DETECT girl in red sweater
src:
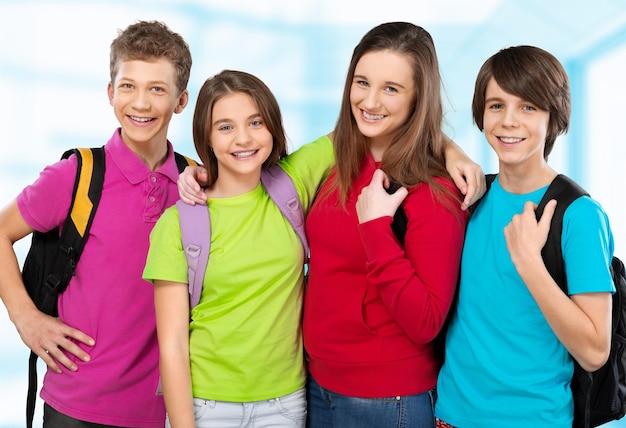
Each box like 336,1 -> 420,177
302,22 -> 469,427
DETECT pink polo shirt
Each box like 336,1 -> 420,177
17,129 -> 186,427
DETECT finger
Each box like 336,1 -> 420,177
370,169 -> 387,186
451,169 -> 469,196
538,199 -> 557,230
38,348 -> 63,374
45,346 -> 79,372
391,186 -> 409,204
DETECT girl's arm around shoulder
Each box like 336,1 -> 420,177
278,134 -> 335,212
153,279 -> 195,427
358,175 -> 468,344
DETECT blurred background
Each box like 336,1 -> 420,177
1,0 -> 625,425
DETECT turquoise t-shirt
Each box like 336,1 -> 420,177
143,135 -> 334,402
436,175 -> 614,428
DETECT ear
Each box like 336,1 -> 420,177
107,82 -> 114,106
174,89 -> 189,114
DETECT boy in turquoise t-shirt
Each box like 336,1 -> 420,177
436,46 -> 615,428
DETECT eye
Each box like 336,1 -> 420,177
120,83 -> 133,90
218,124 -> 233,132
488,103 -> 503,110
354,79 -> 369,88
250,119 -> 263,127
522,104 -> 537,112
384,86 -> 398,94
151,86 -> 165,93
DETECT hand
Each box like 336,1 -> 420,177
177,165 -> 208,205
504,199 -> 557,270
356,169 -> 408,224
443,139 -> 486,210
15,307 -> 95,373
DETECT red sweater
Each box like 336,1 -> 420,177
303,155 -> 468,397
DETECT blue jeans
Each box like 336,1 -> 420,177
307,376 -> 436,428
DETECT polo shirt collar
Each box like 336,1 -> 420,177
107,128 -> 181,184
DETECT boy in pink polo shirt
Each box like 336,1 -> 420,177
0,21 -> 193,427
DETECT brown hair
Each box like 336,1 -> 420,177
332,22 -> 453,205
472,45 -> 570,159
109,20 -> 192,94
192,70 -> 288,187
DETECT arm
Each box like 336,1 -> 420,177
0,201 -> 94,373
505,200 -> 611,371
154,280 -> 195,427
356,170 -> 467,343
443,137 -> 486,210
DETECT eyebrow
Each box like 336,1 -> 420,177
212,113 -> 262,127
353,74 -> 407,89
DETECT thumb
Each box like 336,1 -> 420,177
537,199 -> 557,231
370,168 -> 387,186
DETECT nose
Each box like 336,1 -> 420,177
234,126 -> 252,146
132,91 -> 150,110
363,88 -> 381,110
502,109 -> 519,127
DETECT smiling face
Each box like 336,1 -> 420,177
107,58 -> 187,153
209,92 -> 273,188
349,50 -> 416,153
483,77 -> 550,174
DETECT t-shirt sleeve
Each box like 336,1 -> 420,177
278,135 -> 335,213
143,205 -> 189,285
16,155 -> 77,232
562,195 -> 615,295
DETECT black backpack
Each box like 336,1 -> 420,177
484,173 -> 626,428
21,147 -> 196,428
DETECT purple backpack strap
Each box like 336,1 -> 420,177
175,199 -> 211,310
261,165 -> 309,261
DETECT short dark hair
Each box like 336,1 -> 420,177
192,70 -> 288,187
472,45 -> 570,159
109,20 -> 192,94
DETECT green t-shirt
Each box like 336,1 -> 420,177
143,135 -> 333,401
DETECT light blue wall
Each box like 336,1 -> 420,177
1,0 -> 625,426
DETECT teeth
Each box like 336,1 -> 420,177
363,111 -> 384,120
130,116 -> 152,123
500,137 -> 523,143
232,150 -> 256,158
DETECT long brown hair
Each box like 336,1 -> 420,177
192,70 -> 288,187
332,22 -> 454,205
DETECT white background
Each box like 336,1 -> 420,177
1,0 -> 626,426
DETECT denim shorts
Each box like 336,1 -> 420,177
166,387 -> 306,428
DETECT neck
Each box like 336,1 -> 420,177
206,171 -> 262,198
498,163 -> 557,194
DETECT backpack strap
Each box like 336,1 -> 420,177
535,174 -> 588,292
176,200 -> 211,309
261,165 -> 309,262
41,148 -> 106,302
174,151 -> 198,172
26,147 -> 105,428
177,164 -> 308,311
